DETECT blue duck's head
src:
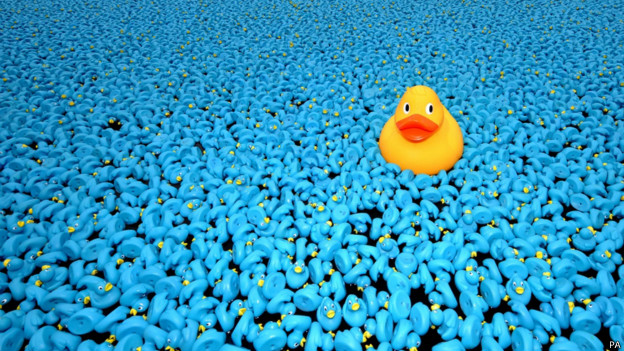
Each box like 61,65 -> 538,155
505,274 -> 531,304
356,275 -> 371,292
377,291 -> 391,310
286,261 -> 309,289
342,294 -> 367,328
316,297 -> 342,331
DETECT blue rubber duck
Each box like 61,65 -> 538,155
307,243 -> 319,259
316,297 -> 342,331
0,292 -> 12,311
505,274 -> 531,305
215,299 -> 247,332
251,270 -> 267,290
37,265 -> 68,291
377,291 -> 391,310
3,257 -> 33,281
589,245 -> 616,272
540,273 -> 556,292
454,268 -> 479,294
286,261 -> 309,289
287,329 -> 307,350
253,321 -> 287,351
343,294 -> 367,328
377,236 -> 400,258
188,296 -> 219,327
356,276 -> 372,292
77,276 -> 120,309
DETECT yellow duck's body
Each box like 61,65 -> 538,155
379,85 -> 464,175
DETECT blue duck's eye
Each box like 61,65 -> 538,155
403,103 -> 410,114
288,311 -> 293,315
348,300 -> 352,305
520,282 -> 524,286
513,282 -> 517,287
426,103 -> 434,114
331,304 -> 335,309
138,306 -> 143,310
98,286 -> 103,290
324,306 -> 328,311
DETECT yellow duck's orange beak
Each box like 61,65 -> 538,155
395,114 -> 440,142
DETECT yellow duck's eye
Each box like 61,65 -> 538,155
426,103 -> 434,114
403,103 -> 410,114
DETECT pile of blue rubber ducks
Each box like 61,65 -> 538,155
1,0 -> 624,351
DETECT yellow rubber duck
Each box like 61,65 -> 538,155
379,85 -> 463,175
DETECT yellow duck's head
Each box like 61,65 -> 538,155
378,85 -> 464,175
393,85 -> 445,143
